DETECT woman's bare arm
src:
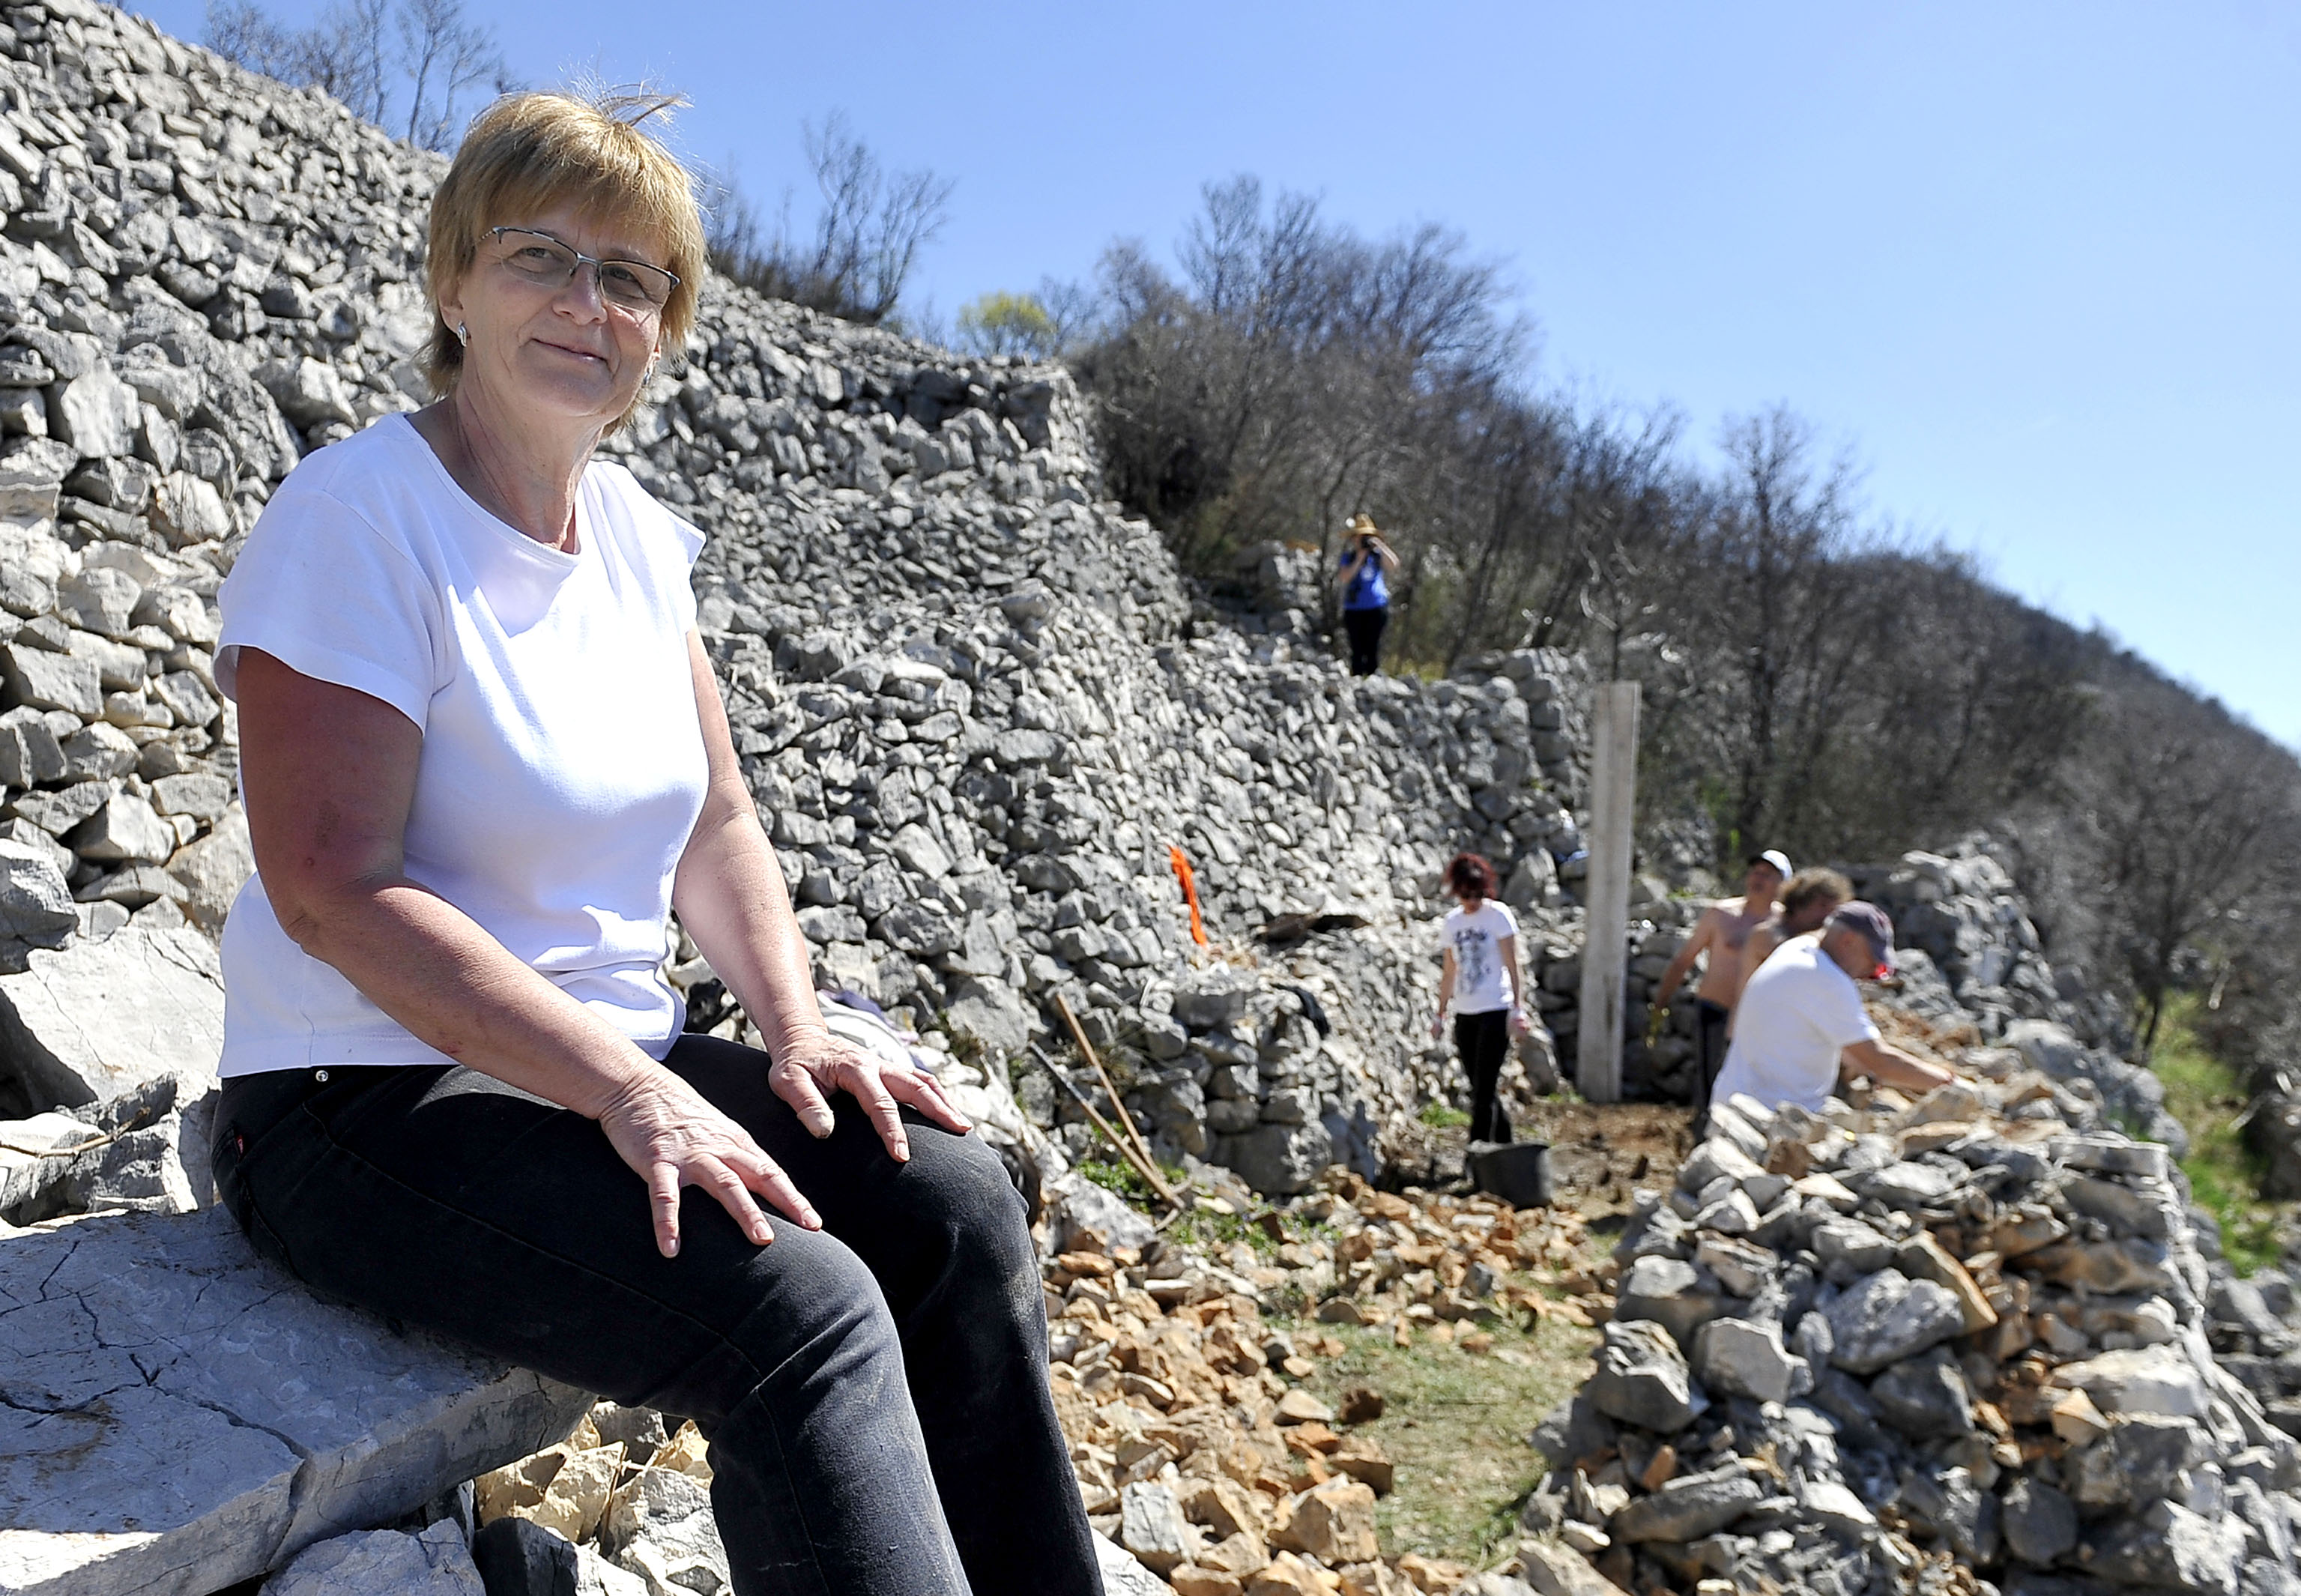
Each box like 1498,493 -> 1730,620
670,633 -> 967,1157
235,646 -> 820,1257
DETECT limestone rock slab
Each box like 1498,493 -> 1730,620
164,805 -> 253,933
1608,1467 -> 1762,1544
1095,1533 -> 1173,1596
257,1522 -> 483,1596
0,843 -> 75,949
1695,1317 -> 1803,1405
601,1466 -> 729,1596
2055,1344 -> 2212,1420
1588,1320 -> 1702,1433
0,1206 -> 589,1595
0,925 -> 223,1108
1517,1538 -> 1627,1596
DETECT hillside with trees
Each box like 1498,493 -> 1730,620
1021,178 -> 2301,1101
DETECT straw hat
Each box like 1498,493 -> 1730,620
1348,513 -> 1379,535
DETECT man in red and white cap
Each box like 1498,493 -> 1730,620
1711,901 -> 1952,1114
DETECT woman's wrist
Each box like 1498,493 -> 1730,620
760,1012 -> 834,1066
587,1052 -> 673,1122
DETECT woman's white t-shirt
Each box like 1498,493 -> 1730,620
213,413 -> 709,1075
1443,899 -> 1520,1015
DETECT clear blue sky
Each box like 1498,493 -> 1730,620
134,1 -> 2301,743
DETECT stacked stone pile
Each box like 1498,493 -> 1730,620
1520,1063 -> 2301,1596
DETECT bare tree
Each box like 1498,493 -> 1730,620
396,0 -> 508,150
302,0 -> 390,125
205,0 -> 503,150
205,1 -> 302,79
704,114 -> 954,327
2083,683 -> 2301,1048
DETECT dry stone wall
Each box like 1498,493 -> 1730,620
1529,1048 -> 2301,1596
0,0 -> 1601,1200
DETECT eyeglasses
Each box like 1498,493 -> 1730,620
487,226 -> 679,313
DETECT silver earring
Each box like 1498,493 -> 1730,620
456,323 -> 468,345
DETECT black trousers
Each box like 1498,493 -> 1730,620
1455,1009 -> 1513,1143
1343,606 -> 1387,674
1695,998 -> 1731,1113
212,1035 -> 1100,1596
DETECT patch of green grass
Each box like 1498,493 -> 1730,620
2151,995 -> 2290,1275
1274,1308 -> 1598,1565
1419,1101 -> 1472,1129
1074,1152 -> 1185,1210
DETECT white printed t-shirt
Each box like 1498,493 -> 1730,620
1711,934 -> 1879,1113
213,413 -> 708,1076
1443,900 -> 1520,1015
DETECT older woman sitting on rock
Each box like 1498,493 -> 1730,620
207,91 -> 1098,1596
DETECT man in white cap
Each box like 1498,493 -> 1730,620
1711,901 -> 1953,1114
1653,850 -> 1792,1113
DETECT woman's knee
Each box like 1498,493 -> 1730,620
907,1129 -> 1038,1281
719,1229 -> 903,1402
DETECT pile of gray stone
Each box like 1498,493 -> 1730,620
1526,1062 -> 2301,1596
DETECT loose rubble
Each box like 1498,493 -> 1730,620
457,1162 -> 1609,1596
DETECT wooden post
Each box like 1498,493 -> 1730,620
1577,682 -> 1639,1103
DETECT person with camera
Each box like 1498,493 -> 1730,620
1335,512 -> 1398,675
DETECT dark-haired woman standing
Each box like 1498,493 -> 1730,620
1430,852 -> 1527,1143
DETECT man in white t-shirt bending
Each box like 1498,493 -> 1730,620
1711,902 -> 1952,1114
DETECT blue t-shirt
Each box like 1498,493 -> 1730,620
1340,545 -> 1388,610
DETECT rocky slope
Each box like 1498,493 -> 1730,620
0,0 -> 1606,1199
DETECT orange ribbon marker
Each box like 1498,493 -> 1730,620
1168,844 -> 1209,946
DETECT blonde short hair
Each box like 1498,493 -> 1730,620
422,90 -> 707,421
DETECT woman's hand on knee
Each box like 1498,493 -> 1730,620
769,1037 -> 972,1162
597,1067 -> 821,1257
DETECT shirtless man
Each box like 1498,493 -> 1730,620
1653,850 -> 1791,1113
1734,867 -> 1853,1000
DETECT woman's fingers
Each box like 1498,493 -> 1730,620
840,1060 -> 910,1161
883,1065 -> 973,1134
771,1061 -> 838,1139
695,1155 -> 775,1246
648,1161 -> 684,1258
737,1149 -> 822,1230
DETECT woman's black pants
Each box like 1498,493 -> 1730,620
1343,606 -> 1387,674
1454,1009 -> 1513,1143
211,1034 -> 1101,1596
